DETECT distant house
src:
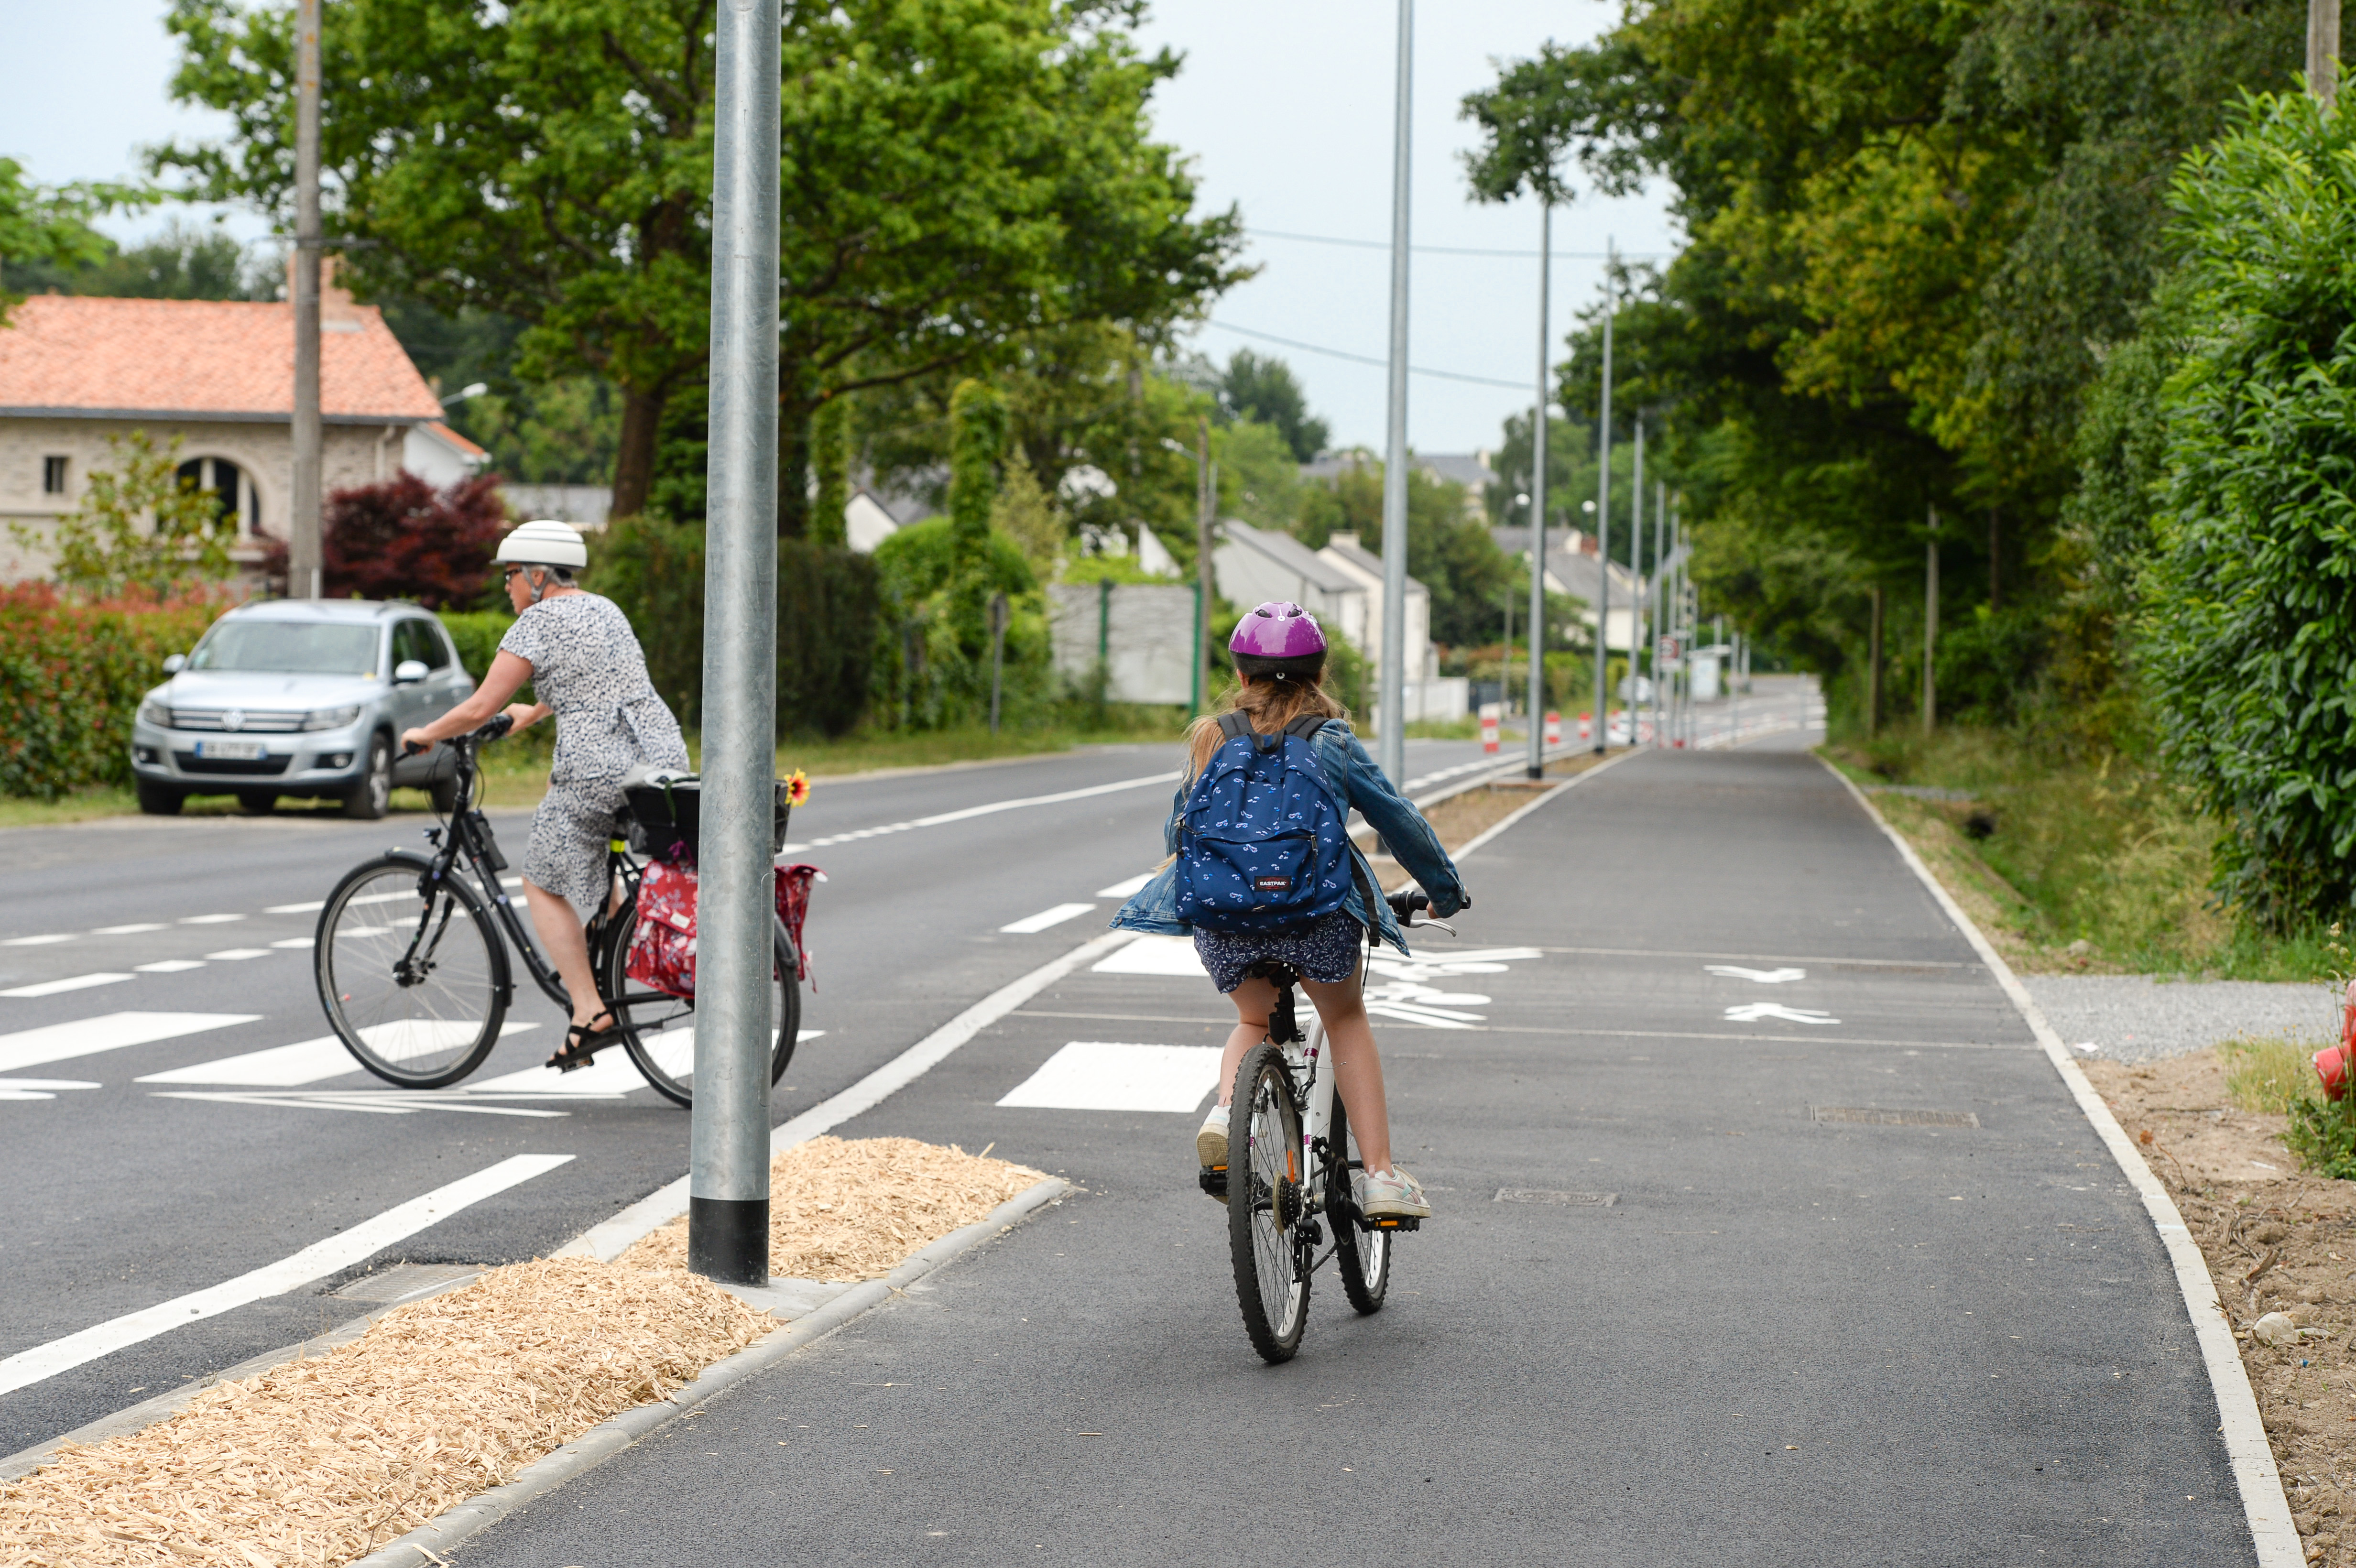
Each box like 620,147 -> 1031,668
842,468 -> 943,554
1317,530 -> 1434,679
0,271 -> 448,582
1214,518 -> 1465,720
1493,523 -> 1642,652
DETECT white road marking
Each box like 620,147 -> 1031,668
1,973 -> 135,998
1095,872 -> 1155,899
269,937 -> 315,950
997,1041 -> 1222,1112
0,1012 -> 260,1073
141,1020 -> 537,1086
1364,1001 -> 1485,1030
999,903 -> 1096,935
265,901 -> 325,915
1,934 -> 74,947
1706,965 -> 1807,984
0,1154 -> 573,1397
152,1090 -> 574,1119
133,959 -> 206,974
203,948 -> 273,961
179,914 -> 246,925
0,1077 -> 101,1101
1091,935 -> 1206,977
90,924 -> 166,936
1723,1002 -> 1840,1025
797,772 -> 1182,851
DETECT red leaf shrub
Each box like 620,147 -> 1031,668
258,472 -> 509,609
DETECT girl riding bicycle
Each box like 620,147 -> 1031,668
1113,602 -> 1467,1221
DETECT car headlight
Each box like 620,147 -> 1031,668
139,700 -> 172,727
302,704 -> 364,731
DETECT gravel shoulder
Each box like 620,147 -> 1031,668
2030,974 -> 2336,1064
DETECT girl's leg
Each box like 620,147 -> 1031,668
1216,975 -> 1277,1105
522,879 -> 608,1031
1300,964 -> 1396,1175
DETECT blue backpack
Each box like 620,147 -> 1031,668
1175,714 -> 1360,935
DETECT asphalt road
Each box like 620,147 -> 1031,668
0,734 -> 1516,1459
451,726 -> 2252,1568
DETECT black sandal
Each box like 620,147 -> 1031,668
546,1013 -> 617,1072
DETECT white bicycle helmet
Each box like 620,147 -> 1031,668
494,518 -> 589,569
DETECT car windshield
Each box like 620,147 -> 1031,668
188,621 -> 379,675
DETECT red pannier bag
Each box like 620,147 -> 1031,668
626,861 -> 824,1001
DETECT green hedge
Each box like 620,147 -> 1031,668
589,515 -> 880,738
0,595 -> 221,799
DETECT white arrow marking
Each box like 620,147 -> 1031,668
1705,965 -> 1807,984
1724,1002 -> 1840,1025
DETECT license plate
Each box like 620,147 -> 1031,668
195,739 -> 266,761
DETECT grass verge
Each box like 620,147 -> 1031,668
0,1136 -> 1045,1568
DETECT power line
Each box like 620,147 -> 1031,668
1204,318 -> 1530,390
1247,226 -> 1671,261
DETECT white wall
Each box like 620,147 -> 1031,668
1047,582 -> 1198,704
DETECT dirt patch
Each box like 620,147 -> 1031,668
2089,1052 -> 2356,1560
0,1137 -> 1046,1568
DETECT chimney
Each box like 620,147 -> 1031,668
284,252 -> 362,323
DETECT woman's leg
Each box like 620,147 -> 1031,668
522,879 -> 608,1031
1216,975 -> 1277,1105
1300,964 -> 1396,1175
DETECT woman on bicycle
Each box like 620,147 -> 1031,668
1114,602 -> 1466,1220
397,519 -> 689,1063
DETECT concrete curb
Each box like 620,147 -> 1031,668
1822,758 -> 2302,1568
346,1176 -> 1071,1568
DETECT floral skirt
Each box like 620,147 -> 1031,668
1193,911 -> 1365,994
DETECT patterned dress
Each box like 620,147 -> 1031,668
498,593 -> 689,917
1194,911 -> 1365,993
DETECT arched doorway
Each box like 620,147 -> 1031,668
175,456 -> 260,534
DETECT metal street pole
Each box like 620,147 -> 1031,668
689,0 -> 781,1288
1524,198 -> 1550,778
1627,413 -> 1644,743
1589,238 -> 1615,752
1923,505 -> 1940,737
1195,414 -> 1212,715
1651,481 -> 1666,747
2313,0 -> 2342,105
1377,0 -> 1415,784
289,0 -> 323,600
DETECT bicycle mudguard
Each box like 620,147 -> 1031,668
775,863 -> 822,988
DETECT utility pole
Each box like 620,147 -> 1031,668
289,0 -> 323,600
1525,197 -> 1551,777
689,0 -> 781,1288
1377,0 -> 1415,784
2313,0 -> 2342,105
1590,239 -> 1615,753
1868,583 -> 1884,737
1650,483 -> 1666,749
1195,414 -> 1213,715
1923,506 -> 1940,737
1627,413 -> 1644,742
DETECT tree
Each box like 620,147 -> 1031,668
1216,349 -> 1328,461
160,0 -> 1244,523
1297,454 -> 1513,648
11,432 -> 240,602
0,158 -> 140,327
3,218 -> 267,301
256,472 -> 510,609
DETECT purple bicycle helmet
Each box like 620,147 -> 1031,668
1229,601 -> 1328,681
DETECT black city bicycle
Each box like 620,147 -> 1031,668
1216,889 -> 1443,1363
312,715 -> 800,1106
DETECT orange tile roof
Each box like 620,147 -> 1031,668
417,419 -> 488,458
0,294 -> 442,422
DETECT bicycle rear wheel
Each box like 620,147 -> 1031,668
602,904 -> 800,1109
315,853 -> 506,1089
1227,1041 -> 1310,1363
1330,1094 -> 1390,1315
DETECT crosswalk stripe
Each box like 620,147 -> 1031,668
0,1013 -> 262,1075
999,902 -> 1096,935
139,1020 -> 538,1087
997,1041 -> 1221,1112
0,973 -> 136,999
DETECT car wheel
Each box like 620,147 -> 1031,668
237,790 -> 278,815
136,780 -> 184,817
342,735 -> 393,820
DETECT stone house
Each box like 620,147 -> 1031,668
0,277 -> 455,583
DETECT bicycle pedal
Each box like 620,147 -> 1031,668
1199,1164 -> 1229,1203
1367,1216 -> 1420,1232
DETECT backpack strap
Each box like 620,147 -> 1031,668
1281,714 -> 1329,740
1216,713 -> 1254,743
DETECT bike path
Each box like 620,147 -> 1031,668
456,743 -> 2248,1567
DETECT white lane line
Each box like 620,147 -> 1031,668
203,948 -> 273,962
1,934 -> 74,947
140,1021 -> 539,1087
178,914 -> 246,925
998,902 -> 1096,936
1095,872 -> 1154,899
997,1041 -> 1221,1113
90,924 -> 166,936
0,1012 -> 260,1074
796,772 -> 1181,851
0,1078 -> 103,1101
556,930 -> 1138,1263
1091,935 -> 1205,977
0,1154 -> 574,1398
265,901 -> 325,915
269,937 -> 315,950
134,959 -> 206,974
1,973 -> 136,999
151,1091 -> 573,1119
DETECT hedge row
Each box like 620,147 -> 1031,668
0,594 -> 221,800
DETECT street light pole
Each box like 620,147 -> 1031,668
1377,0 -> 1414,784
1524,198 -> 1550,779
688,0 -> 781,1288
289,0 -> 323,600
1196,414 -> 1213,715
1589,239 -> 1615,753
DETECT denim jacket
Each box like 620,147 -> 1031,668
1110,719 -> 1466,956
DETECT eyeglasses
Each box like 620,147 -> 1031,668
501,566 -> 525,583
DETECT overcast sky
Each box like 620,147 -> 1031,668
2,0 -> 1678,457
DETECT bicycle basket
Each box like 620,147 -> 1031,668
620,770 -> 790,865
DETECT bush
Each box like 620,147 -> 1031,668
2140,89 -> 2356,926
590,514 -> 880,738
868,516 -> 1047,731
0,587 -> 220,799
259,472 -> 509,609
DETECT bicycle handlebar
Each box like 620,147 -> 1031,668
404,712 -> 514,759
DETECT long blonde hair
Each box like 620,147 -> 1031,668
1182,670 -> 1349,781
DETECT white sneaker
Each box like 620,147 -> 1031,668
1197,1102 -> 1229,1169
1356,1165 -> 1431,1220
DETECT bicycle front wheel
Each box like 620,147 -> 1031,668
1228,1041 -> 1310,1363
315,853 -> 507,1089
603,905 -> 801,1109
1330,1093 -> 1391,1315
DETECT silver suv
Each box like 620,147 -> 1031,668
130,600 -> 477,818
